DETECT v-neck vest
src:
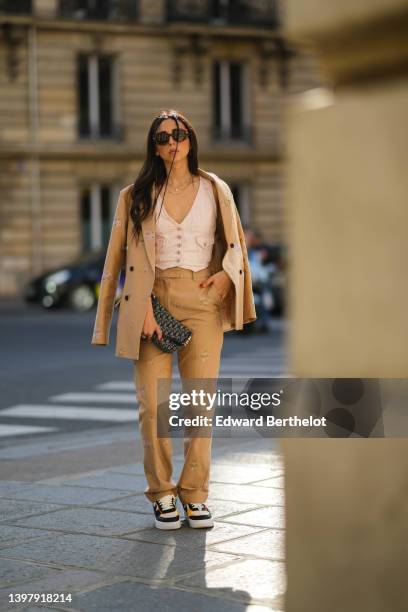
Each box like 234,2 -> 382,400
154,175 -> 217,271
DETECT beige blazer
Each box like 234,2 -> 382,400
91,167 -> 257,360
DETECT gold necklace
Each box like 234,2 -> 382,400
166,175 -> 194,195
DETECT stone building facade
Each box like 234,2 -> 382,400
0,0 -> 319,295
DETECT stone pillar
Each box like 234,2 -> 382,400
282,0 -> 408,610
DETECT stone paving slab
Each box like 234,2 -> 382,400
0,533 -> 239,581
210,440 -> 284,466
174,557 -> 286,608
95,494 -> 261,519
101,463 -> 147,476
70,579 -> 279,612
125,521 -> 264,548
210,528 -> 285,561
13,605 -> 63,612
199,499 -> 264,520
0,526 -> 55,548
251,477 -> 285,488
0,425 -> 138,460
0,441 -> 143,484
0,568 -> 109,609
208,482 -> 285,506
0,500 -> 64,523
99,461 -> 283,488
57,473 -> 147,492
220,507 -> 286,530
94,493 -> 154,514
106,461 -> 285,488
0,481 -> 31,497
6,507 -> 155,537
0,558 -> 57,588
1,483 -> 139,506
0,430 -> 286,610
201,465 -> 283,485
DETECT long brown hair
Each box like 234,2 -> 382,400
128,109 -> 199,244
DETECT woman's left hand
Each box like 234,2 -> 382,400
199,271 -> 233,301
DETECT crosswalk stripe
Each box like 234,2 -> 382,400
1,405 -> 138,422
0,424 -> 58,437
96,382 -> 135,391
0,342 -> 286,439
49,392 -> 136,403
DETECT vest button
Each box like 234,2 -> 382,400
230,243 -> 234,248
129,266 -> 134,271
239,269 -> 243,274
125,295 -> 129,300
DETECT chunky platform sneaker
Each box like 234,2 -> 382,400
183,502 -> 214,528
153,495 -> 181,530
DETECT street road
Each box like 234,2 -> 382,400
0,303 -> 287,444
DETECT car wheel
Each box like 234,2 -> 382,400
69,285 -> 96,312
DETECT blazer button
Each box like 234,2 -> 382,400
129,266 -> 134,271
239,269 -> 243,274
230,243 -> 234,248
125,295 -> 129,300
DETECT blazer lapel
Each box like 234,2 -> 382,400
141,184 -> 156,273
198,168 -> 233,243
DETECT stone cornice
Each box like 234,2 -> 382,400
0,144 -> 283,163
0,14 -> 280,41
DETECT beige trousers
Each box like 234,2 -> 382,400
133,265 -> 224,505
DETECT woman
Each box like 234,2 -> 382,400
91,109 -> 256,530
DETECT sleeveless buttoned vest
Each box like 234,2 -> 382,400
154,175 -> 217,271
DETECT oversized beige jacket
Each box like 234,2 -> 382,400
91,167 -> 257,360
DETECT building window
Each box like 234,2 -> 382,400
212,59 -> 251,143
60,1 -> 138,21
211,0 -> 279,26
80,184 -> 118,251
166,1 -> 279,27
0,0 -> 32,13
77,53 -> 121,139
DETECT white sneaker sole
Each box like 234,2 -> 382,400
186,517 -> 214,528
154,517 -> 182,530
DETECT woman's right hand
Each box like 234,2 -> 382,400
142,300 -> 163,341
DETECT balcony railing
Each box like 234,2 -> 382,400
59,0 -> 138,21
166,0 -> 279,28
0,0 -> 32,13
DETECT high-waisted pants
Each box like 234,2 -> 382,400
133,265 -> 225,505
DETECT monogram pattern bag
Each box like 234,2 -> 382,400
148,293 -> 193,353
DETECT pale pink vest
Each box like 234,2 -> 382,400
154,176 -> 217,271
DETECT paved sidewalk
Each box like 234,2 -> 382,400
0,425 -> 286,612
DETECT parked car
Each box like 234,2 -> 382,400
23,251 -> 124,312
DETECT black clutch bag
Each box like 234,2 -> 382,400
148,293 -> 193,353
